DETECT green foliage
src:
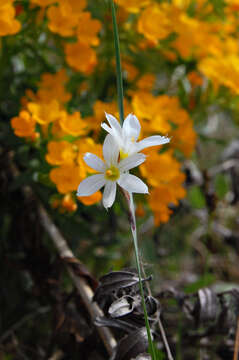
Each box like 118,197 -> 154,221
214,173 -> 229,199
188,185 -> 206,209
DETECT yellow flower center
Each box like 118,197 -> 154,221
105,165 -> 120,181
120,149 -> 129,160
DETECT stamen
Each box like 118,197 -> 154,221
105,165 -> 120,181
106,169 -> 113,177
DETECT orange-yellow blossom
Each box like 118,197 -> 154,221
37,69 -> 71,105
65,41 -> 97,74
0,2 -> 21,36
116,0 -> 151,13
136,74 -> 156,91
132,92 -> 171,134
76,12 -> 101,46
61,194 -> 77,212
30,0 -> 56,6
46,141 -> 77,165
50,164 -> 83,194
132,92 -> 196,157
59,112 -> 88,137
198,54 -> 239,95
58,0 -> 87,15
11,111 -> 36,138
47,5 -> 79,37
140,150 -> 186,225
137,3 -> 174,44
27,100 -> 64,125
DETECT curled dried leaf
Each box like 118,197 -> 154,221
108,296 -> 135,318
196,288 -> 220,325
112,327 -> 150,360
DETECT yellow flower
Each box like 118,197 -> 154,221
225,0 -> 239,11
21,89 -> 38,108
116,0 -> 151,13
137,4 -> 173,44
50,164 -> 83,194
77,191 -> 102,206
65,41 -> 97,74
46,141 -> 77,165
136,74 -> 156,91
51,117 -> 68,138
30,0 -> 56,6
172,0 -> 212,12
59,112 -> 88,137
132,92 -> 171,134
132,92 -> 196,157
140,150 -> 186,225
137,1 -> 228,60
76,12 -> 101,46
27,100 -> 64,125
58,0 -> 87,15
61,194 -> 77,212
148,188 -> 174,225
198,54 -> 239,95
0,2 -> 21,36
11,111 -> 36,138
37,69 -> 71,104
47,5 -> 79,37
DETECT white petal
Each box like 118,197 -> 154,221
119,153 -> 146,172
103,134 -> 119,165
101,122 -> 115,137
122,114 -> 141,140
84,153 -> 105,172
105,112 -> 122,137
117,174 -> 149,194
77,174 -> 105,196
102,181 -> 117,208
137,135 -> 170,152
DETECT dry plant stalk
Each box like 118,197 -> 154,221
38,204 -> 117,356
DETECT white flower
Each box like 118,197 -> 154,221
77,134 -> 148,209
101,112 -> 170,159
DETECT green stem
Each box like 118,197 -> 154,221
110,0 -> 124,125
110,1 -> 156,356
128,192 -> 156,359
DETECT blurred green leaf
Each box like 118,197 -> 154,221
214,173 -> 229,199
188,186 -> 206,209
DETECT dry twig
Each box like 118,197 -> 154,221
38,204 -> 117,356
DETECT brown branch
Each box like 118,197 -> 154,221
38,204 -> 117,356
